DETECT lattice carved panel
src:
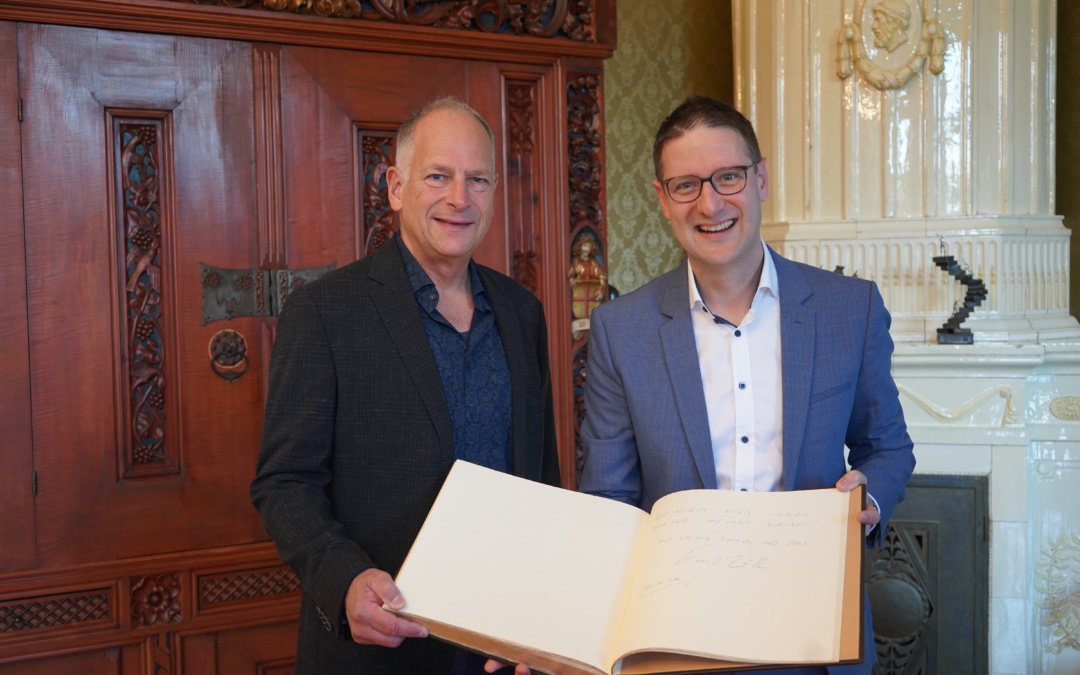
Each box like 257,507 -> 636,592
200,566 -> 301,608
0,590 -> 112,634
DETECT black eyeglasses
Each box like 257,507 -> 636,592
661,164 -> 758,203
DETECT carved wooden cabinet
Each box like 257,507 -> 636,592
0,1 -> 613,672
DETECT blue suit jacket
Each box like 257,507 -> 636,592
578,248 -> 915,675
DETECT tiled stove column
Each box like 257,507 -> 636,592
732,1 -> 1080,673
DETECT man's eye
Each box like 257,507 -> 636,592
716,172 -> 740,183
673,179 -> 698,192
427,173 -> 449,184
468,177 -> 492,191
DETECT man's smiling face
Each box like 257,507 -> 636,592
652,125 -> 768,280
388,108 -> 497,271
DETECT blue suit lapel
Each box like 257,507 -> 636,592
658,261 -> 718,490
773,250 -> 816,492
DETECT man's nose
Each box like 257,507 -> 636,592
446,175 -> 469,206
696,180 -> 728,212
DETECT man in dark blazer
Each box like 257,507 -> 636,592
578,96 -> 915,675
251,97 -> 558,675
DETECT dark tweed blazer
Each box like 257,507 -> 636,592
250,240 -> 560,674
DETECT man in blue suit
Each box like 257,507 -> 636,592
578,95 -> 915,675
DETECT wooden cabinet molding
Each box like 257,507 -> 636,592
1,0 -> 612,488
0,542 -> 298,664
1,2 -> 614,670
0,0 -> 616,62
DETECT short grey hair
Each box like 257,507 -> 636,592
394,96 -> 495,178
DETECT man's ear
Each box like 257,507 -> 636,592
386,165 -> 404,212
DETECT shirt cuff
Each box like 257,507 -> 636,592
867,492 -> 881,533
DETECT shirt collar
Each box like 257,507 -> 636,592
687,238 -> 778,311
395,235 -> 489,314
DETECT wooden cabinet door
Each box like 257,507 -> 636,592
13,24 -> 517,571
275,44 -> 510,273
0,21 -> 34,573
18,22 -> 268,567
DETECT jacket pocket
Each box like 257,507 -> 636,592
808,381 -> 852,404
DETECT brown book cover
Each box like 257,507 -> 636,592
393,460 -> 865,675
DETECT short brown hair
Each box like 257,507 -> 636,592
652,95 -> 762,180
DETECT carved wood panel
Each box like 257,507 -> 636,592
19,22 -> 267,567
112,115 -> 179,477
276,45 -> 510,270
566,71 -> 606,479
506,77 -> 541,295
1,0 -> 612,669
161,0 -> 600,42
359,131 -> 397,256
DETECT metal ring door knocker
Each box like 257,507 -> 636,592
209,329 -> 249,381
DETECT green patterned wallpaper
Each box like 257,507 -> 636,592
604,0 -> 733,293
1057,2 -> 1080,315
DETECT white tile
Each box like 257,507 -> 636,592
991,445 -> 1028,522
991,521 -> 1028,598
991,597 -> 1030,674
911,442 -> 993,475
1044,650 -> 1080,675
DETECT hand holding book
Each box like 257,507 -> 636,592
391,461 -> 865,675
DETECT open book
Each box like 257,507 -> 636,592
393,460 -> 865,675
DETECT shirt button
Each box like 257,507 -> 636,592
740,488 -> 748,492
734,329 -> 742,337
741,436 -> 749,443
738,382 -> 746,389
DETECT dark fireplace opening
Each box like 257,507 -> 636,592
867,474 -> 989,674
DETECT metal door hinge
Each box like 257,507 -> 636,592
31,470 -> 38,496
199,263 -> 336,324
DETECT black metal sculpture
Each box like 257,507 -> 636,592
932,248 -> 987,345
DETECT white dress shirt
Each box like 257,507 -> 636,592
689,239 -> 783,492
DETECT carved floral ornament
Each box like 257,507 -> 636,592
1036,533 -> 1080,653
179,0 -> 597,41
131,573 -> 182,627
837,0 -> 945,90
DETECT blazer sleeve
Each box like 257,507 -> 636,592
249,286 -> 373,638
844,281 -> 916,547
577,304 -> 644,506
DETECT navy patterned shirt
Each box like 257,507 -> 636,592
397,236 -> 512,474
